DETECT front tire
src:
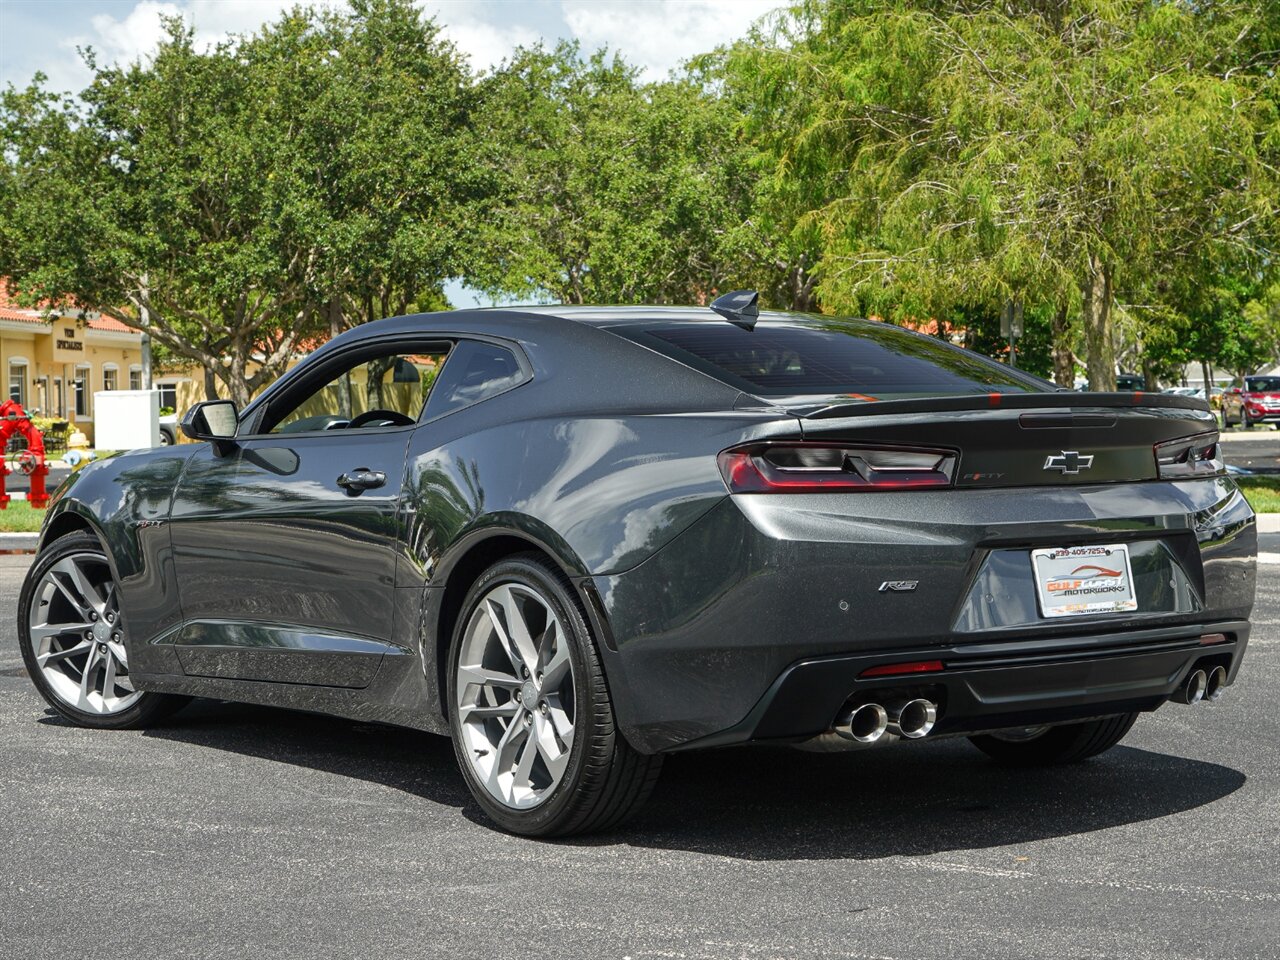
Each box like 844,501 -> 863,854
968,713 -> 1138,765
18,531 -> 188,728
447,553 -> 662,836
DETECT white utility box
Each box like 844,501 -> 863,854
93,389 -> 162,449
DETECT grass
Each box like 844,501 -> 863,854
1236,475 -> 1280,514
0,500 -> 46,533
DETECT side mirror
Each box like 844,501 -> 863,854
181,400 -> 239,452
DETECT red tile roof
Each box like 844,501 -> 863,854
0,281 -> 137,334
0,284 -> 43,324
87,315 -> 133,333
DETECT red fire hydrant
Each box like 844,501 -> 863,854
0,399 -> 50,509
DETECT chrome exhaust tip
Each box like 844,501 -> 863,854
887,698 -> 937,739
1204,665 -> 1227,703
1172,668 -> 1207,705
835,702 -> 889,744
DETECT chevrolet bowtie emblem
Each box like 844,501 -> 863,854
1044,451 -> 1094,474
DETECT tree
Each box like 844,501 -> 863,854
723,0 -> 1280,388
261,0 -> 485,336
0,0 -> 479,406
472,42 -> 764,305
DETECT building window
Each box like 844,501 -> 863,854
74,366 -> 90,417
8,360 -> 27,407
54,378 -> 64,417
129,366 -> 143,390
103,366 -> 118,391
157,381 -> 179,412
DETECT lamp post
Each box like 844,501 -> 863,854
1001,299 -> 1024,369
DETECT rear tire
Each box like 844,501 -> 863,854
447,553 -> 662,836
19,530 -> 189,729
968,713 -> 1138,765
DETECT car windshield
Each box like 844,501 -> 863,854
607,318 -> 1047,402
1246,377 -> 1280,392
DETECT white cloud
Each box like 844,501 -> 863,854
560,0 -> 778,81
52,0 -> 302,91
27,0 -> 773,94
84,1 -> 182,67
421,2 -> 543,74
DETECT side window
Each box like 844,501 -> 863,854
266,346 -> 450,434
424,340 -> 527,419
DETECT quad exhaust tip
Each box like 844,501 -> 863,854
1173,668 -> 1207,705
1204,665 -> 1227,703
835,702 -> 889,743
835,697 -> 940,744
887,698 -> 938,739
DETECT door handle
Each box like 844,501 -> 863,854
336,468 -> 387,492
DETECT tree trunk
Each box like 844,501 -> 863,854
1141,351 -> 1158,392
1051,301 -> 1073,387
1200,359 -> 1211,396
221,351 -> 253,408
203,363 -> 219,401
330,298 -> 351,419
1082,255 -> 1116,391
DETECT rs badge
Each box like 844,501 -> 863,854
879,580 -> 919,593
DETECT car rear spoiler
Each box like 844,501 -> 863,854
797,392 -> 1213,420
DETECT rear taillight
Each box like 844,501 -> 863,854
717,443 -> 957,493
1154,432 -> 1223,478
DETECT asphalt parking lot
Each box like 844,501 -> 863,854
2,552 -> 1279,960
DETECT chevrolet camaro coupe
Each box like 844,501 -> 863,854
18,292 -> 1256,836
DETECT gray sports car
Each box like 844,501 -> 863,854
19,292 -> 1256,836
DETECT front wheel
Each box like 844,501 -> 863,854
968,713 -> 1138,765
18,531 -> 188,728
447,553 -> 662,836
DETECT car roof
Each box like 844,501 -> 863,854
472,304 -> 826,327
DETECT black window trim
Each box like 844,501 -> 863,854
238,336 -> 455,440
236,333 -> 532,441
419,335 -> 533,425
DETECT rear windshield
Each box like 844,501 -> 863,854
1246,377 -> 1280,392
608,319 -> 1046,401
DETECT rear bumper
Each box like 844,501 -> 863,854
671,621 -> 1249,750
592,478 -> 1255,754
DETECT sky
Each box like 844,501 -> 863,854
0,0 -> 778,306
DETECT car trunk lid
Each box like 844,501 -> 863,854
785,393 -> 1217,487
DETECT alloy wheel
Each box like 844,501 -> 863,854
455,581 -> 576,810
27,552 -> 141,716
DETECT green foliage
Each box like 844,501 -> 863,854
0,501 -> 46,533
3,0 -> 1280,394
471,41 -> 764,304
1236,475 -> 1280,514
946,302 -> 1055,381
0,0 -> 481,405
721,0 -> 1280,387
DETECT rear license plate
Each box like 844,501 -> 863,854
1031,544 -> 1138,618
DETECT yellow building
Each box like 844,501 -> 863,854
0,287 -> 145,445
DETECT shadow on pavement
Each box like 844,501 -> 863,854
623,740 -> 1245,861
105,699 -> 1245,860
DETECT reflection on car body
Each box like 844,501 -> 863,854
18,292 -> 1256,836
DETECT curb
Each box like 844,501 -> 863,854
0,532 -> 38,554
1256,514 -> 1280,534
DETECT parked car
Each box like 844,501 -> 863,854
1115,372 -> 1146,391
17,294 -> 1257,836
158,412 -> 177,446
1221,376 -> 1280,429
